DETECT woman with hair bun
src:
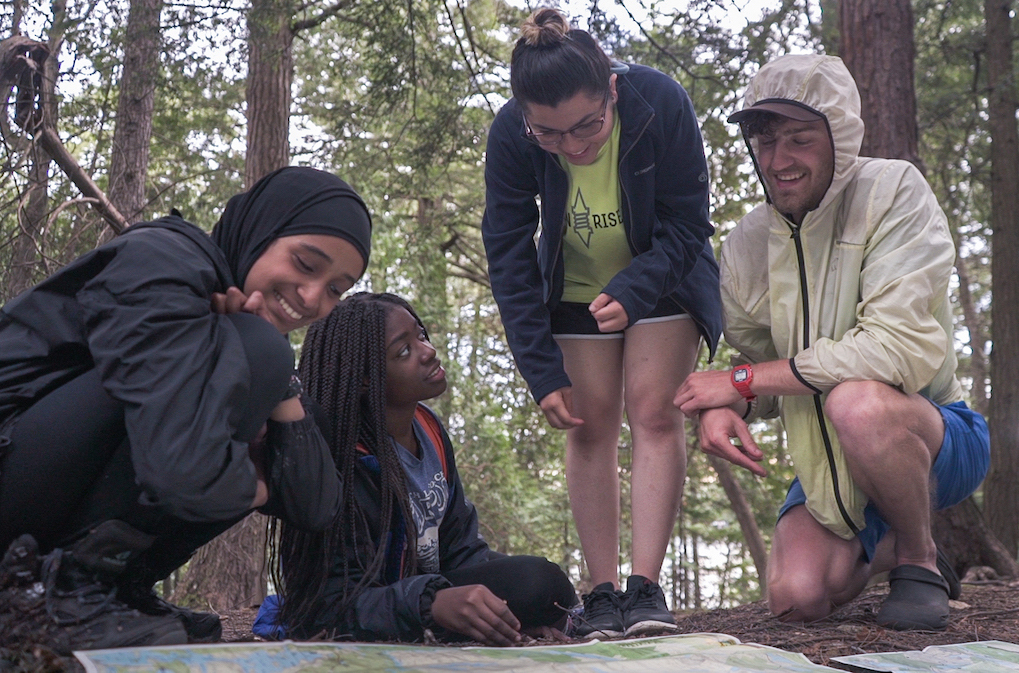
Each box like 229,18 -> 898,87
481,7 -> 721,639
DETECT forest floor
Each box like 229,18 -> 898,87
215,578 -> 1019,668
6,578 -> 1019,671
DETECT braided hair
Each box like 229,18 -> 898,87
270,292 -> 428,637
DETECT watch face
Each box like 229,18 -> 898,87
734,368 -> 749,383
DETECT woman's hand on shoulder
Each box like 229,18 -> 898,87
589,294 -> 628,333
431,584 -> 522,646
211,286 -> 269,321
539,388 -> 584,429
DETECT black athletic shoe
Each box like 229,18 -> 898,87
621,575 -> 678,637
118,575 -> 222,643
572,582 -> 624,639
39,546 -> 188,653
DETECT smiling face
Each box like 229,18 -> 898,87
242,234 -> 365,333
522,78 -> 617,166
384,306 -> 447,412
752,117 -> 835,225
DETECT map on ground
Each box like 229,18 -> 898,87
74,633 -> 832,672
74,634 -> 1019,673
832,639 -> 1019,672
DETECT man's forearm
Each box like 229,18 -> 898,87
744,359 -> 817,397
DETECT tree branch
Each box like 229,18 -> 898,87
36,127 -> 129,234
291,0 -> 355,33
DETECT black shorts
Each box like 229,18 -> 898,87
550,297 -> 688,339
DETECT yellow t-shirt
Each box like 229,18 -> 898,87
560,116 -> 632,304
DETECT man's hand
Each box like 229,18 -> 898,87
697,407 -> 766,477
431,585 -> 522,646
211,286 -> 270,323
674,369 -> 743,416
539,387 -> 584,429
589,293 -> 628,333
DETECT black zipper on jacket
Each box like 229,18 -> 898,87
790,225 -> 861,536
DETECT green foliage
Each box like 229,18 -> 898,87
2,0 -> 998,610
914,0 -> 991,409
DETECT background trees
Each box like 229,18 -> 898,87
2,0 -> 1016,613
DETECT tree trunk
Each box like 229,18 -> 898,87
932,497 -> 1019,578
953,249 -> 990,417
839,0 -> 923,170
818,0 -> 840,56
9,0 -> 64,298
706,454 -> 768,593
179,0 -> 299,610
107,0 -> 163,228
244,0 -> 294,187
171,513 -> 270,611
840,0 -> 1014,576
983,0 -> 1019,558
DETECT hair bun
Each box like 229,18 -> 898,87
519,7 -> 571,47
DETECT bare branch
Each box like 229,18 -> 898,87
36,127 -> 129,234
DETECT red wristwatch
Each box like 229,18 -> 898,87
731,364 -> 756,401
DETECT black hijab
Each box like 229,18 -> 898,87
212,167 -> 372,288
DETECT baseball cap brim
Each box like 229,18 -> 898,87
727,100 -> 824,124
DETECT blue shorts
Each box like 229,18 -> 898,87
778,400 -> 990,562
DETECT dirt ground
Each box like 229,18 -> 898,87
6,578 -> 1019,672
218,577 -> 1019,667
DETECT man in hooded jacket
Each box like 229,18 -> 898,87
674,54 -> 990,631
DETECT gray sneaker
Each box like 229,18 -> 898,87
621,575 -> 678,637
572,582 -> 624,639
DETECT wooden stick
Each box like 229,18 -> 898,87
36,126 -> 129,234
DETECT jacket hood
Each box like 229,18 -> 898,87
738,54 -> 865,217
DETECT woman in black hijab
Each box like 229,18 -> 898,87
0,167 -> 370,653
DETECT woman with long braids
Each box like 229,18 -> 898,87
264,293 -> 577,645
481,8 -> 721,638
0,167 -> 369,652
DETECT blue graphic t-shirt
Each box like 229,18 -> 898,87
394,418 -> 450,573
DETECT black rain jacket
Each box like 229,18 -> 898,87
298,405 -> 489,641
0,215 -> 339,529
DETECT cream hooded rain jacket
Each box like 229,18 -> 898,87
721,54 -> 963,539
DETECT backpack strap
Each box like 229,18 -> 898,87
413,404 -> 449,480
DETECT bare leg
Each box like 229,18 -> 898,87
623,318 -> 700,581
768,505 -> 870,621
825,382 -> 944,575
558,337 -> 625,588
769,381 -> 945,620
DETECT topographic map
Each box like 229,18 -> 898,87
73,633 -> 1019,673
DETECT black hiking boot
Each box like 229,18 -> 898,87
0,521 -> 189,654
117,574 -> 222,643
39,546 -> 188,652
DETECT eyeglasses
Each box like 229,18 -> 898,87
522,92 -> 612,147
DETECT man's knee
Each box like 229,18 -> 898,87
767,576 -> 834,622
767,565 -> 859,622
768,507 -> 866,621
823,381 -> 894,434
